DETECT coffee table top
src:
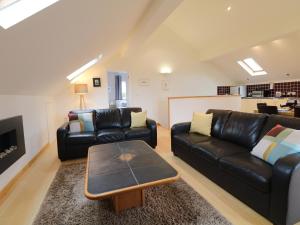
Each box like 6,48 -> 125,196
85,140 -> 179,199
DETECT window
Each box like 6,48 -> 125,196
237,58 -> 267,76
121,81 -> 127,100
0,0 -> 18,9
67,55 -> 103,82
0,0 -> 60,29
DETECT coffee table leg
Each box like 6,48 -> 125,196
112,189 -> 145,214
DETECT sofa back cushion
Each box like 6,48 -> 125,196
259,115 -> 300,139
222,111 -> 267,149
119,107 -> 142,128
95,109 -> 122,130
206,109 -> 232,138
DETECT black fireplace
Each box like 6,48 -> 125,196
0,116 -> 26,174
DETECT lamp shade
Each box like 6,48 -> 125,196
74,84 -> 88,94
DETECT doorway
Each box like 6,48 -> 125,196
107,71 -> 129,108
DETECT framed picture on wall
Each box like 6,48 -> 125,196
93,77 -> 101,87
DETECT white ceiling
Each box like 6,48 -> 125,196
0,0 -> 152,95
0,0 -> 16,8
2,0 -> 300,95
163,0 -> 300,61
210,30 -> 300,84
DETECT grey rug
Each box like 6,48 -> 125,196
34,160 -> 231,225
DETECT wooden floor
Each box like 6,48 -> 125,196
0,143 -> 61,225
0,126 -> 272,225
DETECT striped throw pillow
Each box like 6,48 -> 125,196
69,120 -> 83,133
68,112 -> 94,132
251,125 -> 300,165
78,113 -> 94,132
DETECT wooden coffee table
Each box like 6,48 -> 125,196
84,140 -> 179,213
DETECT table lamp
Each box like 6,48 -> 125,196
74,84 -> 88,109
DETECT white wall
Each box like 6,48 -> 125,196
107,25 -> 234,127
54,64 -> 109,126
0,95 -> 56,190
54,25 -> 234,128
169,96 -> 241,127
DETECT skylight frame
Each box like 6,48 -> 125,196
0,0 -> 60,29
237,58 -> 267,76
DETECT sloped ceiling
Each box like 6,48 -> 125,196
210,30 -> 300,85
2,0 -> 300,96
163,0 -> 300,61
0,0 -> 154,95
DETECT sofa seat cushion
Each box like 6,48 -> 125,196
97,129 -> 125,143
67,132 -> 97,145
192,138 -> 248,163
220,154 -> 272,193
123,128 -> 151,139
173,133 -> 211,147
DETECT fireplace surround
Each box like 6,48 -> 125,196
0,116 -> 26,174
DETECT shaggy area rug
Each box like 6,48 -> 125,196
33,160 -> 231,225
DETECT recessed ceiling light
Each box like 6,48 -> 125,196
0,0 -> 60,29
227,6 -> 232,11
237,58 -> 267,76
67,55 -> 103,81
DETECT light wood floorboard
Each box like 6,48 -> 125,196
0,126 -> 272,225
0,143 -> 60,225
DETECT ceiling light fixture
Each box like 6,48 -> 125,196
237,58 -> 267,76
0,0 -> 60,29
67,54 -> 103,81
227,6 -> 232,11
160,66 -> 172,74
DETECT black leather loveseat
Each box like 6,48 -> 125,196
171,109 -> 300,225
57,107 -> 157,161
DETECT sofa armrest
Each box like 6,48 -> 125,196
171,122 -> 191,137
146,118 -> 157,148
270,153 -> 300,225
56,122 -> 69,161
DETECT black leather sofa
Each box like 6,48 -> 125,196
57,107 -> 157,161
171,109 -> 300,225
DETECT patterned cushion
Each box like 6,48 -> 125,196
68,112 -> 94,132
69,120 -> 83,133
251,125 -> 300,165
68,112 -> 78,121
78,113 -> 94,132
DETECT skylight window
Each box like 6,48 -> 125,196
0,0 -> 59,29
237,58 -> 267,76
67,55 -> 103,82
